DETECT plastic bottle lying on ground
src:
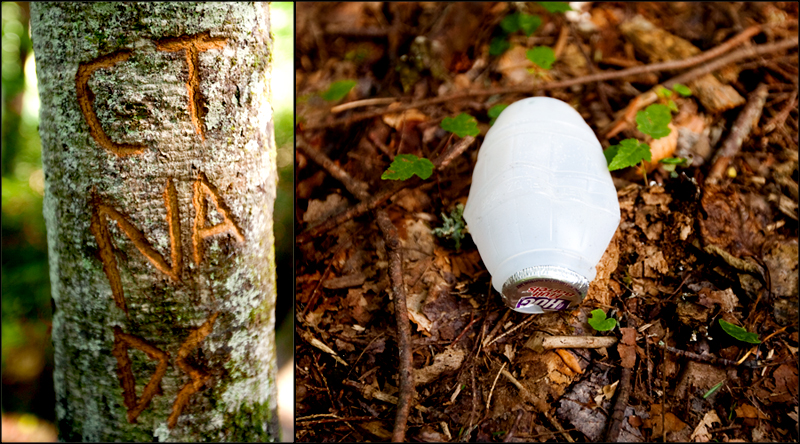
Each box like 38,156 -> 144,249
464,97 -> 620,314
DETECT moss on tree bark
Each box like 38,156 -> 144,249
30,2 -> 278,441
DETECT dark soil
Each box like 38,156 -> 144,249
294,2 -> 799,442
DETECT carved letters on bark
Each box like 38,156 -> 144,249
155,32 -> 227,140
112,327 -> 170,424
79,34 -> 239,429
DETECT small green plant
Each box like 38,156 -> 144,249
381,154 -> 434,180
500,12 -> 541,36
432,203 -> 467,250
588,309 -> 617,331
672,83 -> 692,97
320,80 -> 356,102
703,380 -> 725,399
604,138 -> 652,171
489,36 -> 511,56
537,2 -> 573,13
487,104 -> 508,126
659,157 -> 691,178
526,46 -> 556,70
718,319 -> 761,344
636,104 -> 672,139
441,113 -> 480,137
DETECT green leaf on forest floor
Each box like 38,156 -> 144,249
526,46 -> 556,70
656,86 -> 673,100
321,80 -> 356,102
636,104 -> 672,139
719,319 -> 761,344
488,104 -> 508,126
588,309 -> 616,331
538,2 -> 573,13
673,83 -> 692,97
500,12 -> 541,36
703,380 -> 725,399
432,203 -> 467,250
381,154 -> 434,181
441,113 -> 480,137
489,36 -> 511,56
605,138 -> 652,171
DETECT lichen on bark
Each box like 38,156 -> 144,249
31,2 -> 278,441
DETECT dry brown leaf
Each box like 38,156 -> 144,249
697,288 -> 739,313
699,185 -> 769,257
406,289 -> 433,334
303,193 -> 349,224
496,45 -> 534,84
414,346 -> 466,385
555,349 -> 584,374
645,404 -> 689,436
689,410 -> 722,442
382,107 -> 428,130
735,404 -> 769,420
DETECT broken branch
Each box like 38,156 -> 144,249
376,208 -> 415,443
706,83 -> 769,185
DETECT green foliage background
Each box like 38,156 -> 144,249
0,1 -> 295,422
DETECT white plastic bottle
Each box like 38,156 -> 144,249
463,97 -> 620,314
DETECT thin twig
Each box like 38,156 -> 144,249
297,138 -> 370,200
706,83 -> 769,185
297,416 -> 375,425
763,91 -> 798,133
302,26 -> 766,130
605,328 -> 636,442
331,97 -> 397,114
376,208 -> 414,443
486,362 -> 507,412
503,410 -> 525,443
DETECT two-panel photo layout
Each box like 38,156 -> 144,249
1,1 -> 798,442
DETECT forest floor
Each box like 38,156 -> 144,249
294,3 -> 799,442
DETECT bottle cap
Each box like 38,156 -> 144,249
501,266 -> 589,314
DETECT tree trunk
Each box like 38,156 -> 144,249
30,2 -> 278,441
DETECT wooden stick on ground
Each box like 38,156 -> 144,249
375,209 -> 415,442
706,83 -> 770,185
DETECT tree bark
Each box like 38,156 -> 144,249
30,2 -> 278,441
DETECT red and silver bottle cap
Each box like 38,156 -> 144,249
501,266 -> 589,314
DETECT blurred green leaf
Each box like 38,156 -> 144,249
526,46 -> 556,70
538,2 -> 573,13
606,138 -> 652,171
321,80 -> 356,102
673,83 -> 692,97
441,113 -> 480,137
500,12 -> 522,33
518,14 -> 541,36
488,104 -> 508,126
719,319 -> 760,344
489,36 -> 510,56
381,154 -> 435,181
636,104 -> 672,139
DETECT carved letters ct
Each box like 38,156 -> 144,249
78,33 -> 241,429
